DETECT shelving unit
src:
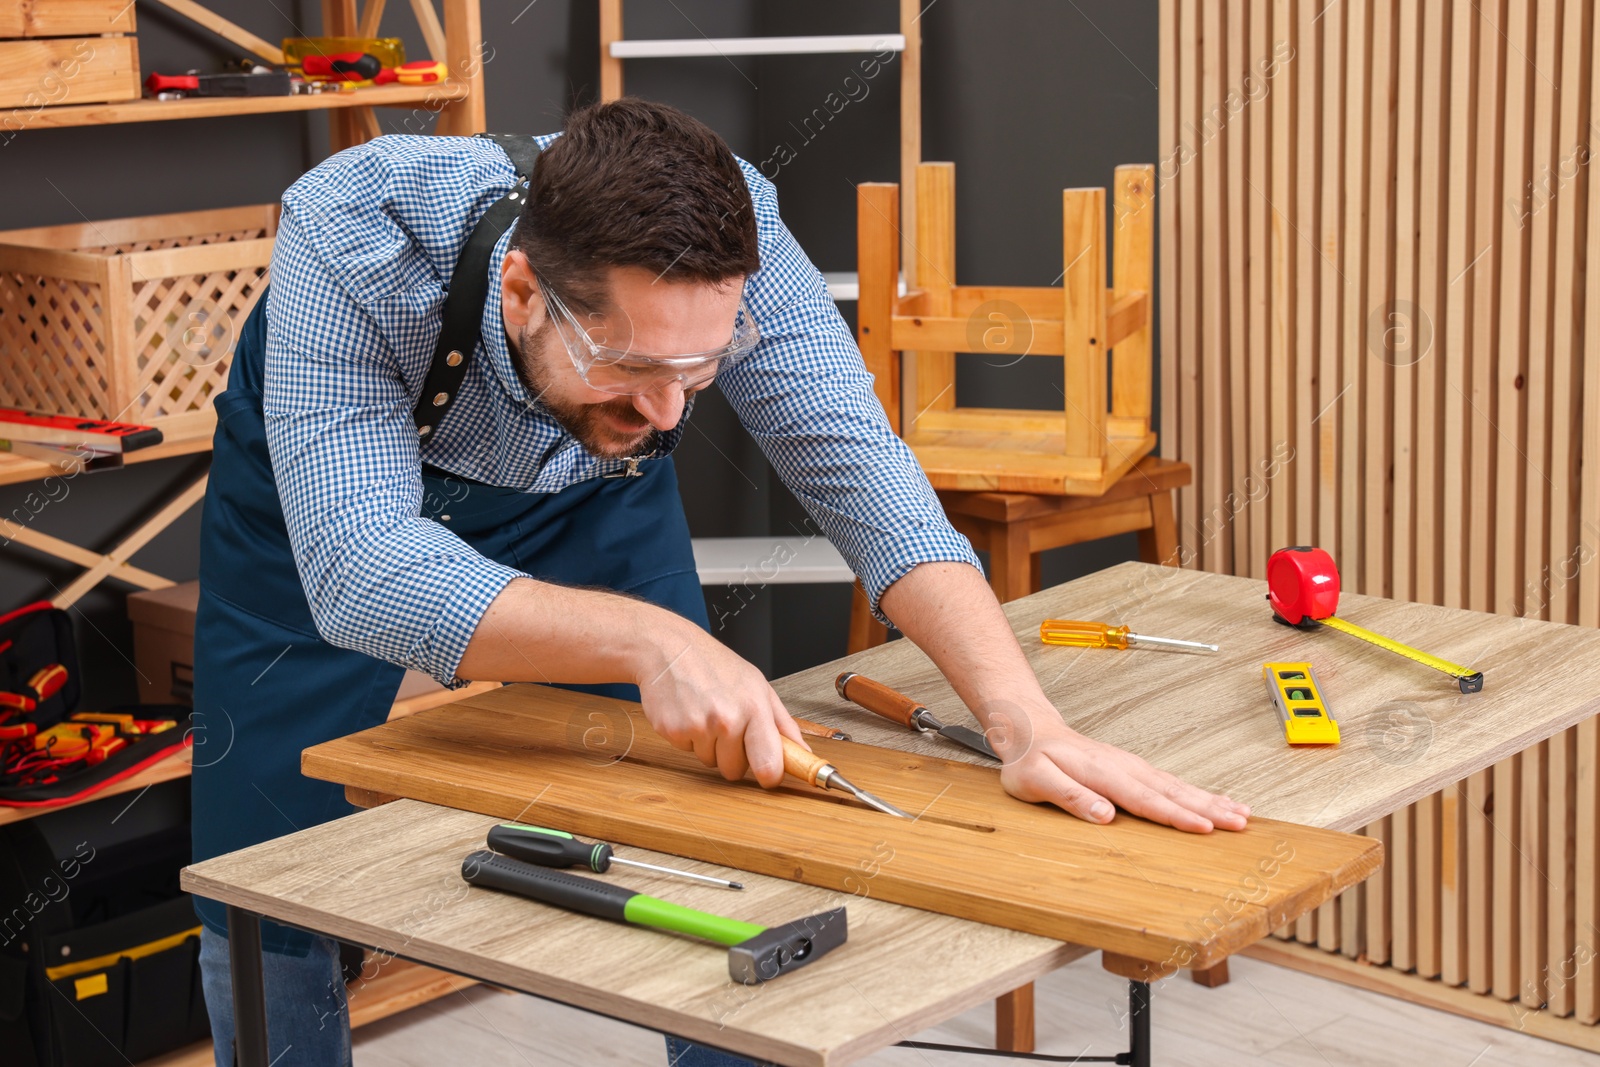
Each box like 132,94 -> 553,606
1,4 -> 490,1061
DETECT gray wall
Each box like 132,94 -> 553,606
0,1 -> 1157,703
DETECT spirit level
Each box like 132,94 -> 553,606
1267,546 -> 1485,694
1263,662 -> 1341,745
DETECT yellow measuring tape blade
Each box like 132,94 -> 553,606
1319,615 -> 1482,683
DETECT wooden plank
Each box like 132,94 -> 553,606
1389,806 -> 1410,971
903,163 -> 956,432
1491,748 -> 1526,1025
0,36 -> 138,110
1294,0 -> 1321,554
1061,187 -> 1108,463
432,0 -> 485,137
186,799 -> 1090,1067
1337,0 -> 1369,592
1493,0 -> 1534,621
1577,716 -> 1599,1023
856,183 -> 901,435
1440,0 -> 1478,612
0,0 -> 136,37
1226,0 -> 1249,575
1548,0 -> 1592,629
1416,790 -> 1442,978
599,0 -> 622,101
891,316 -> 1063,358
302,688 -> 1382,972
1363,0 -> 1396,599
899,0 -> 921,299
1546,725 -> 1576,1017
14,80 -> 467,130
1269,0 -> 1295,558
140,0 -> 285,65
1245,0 -> 1272,580
1585,0 -> 1600,636
407,0 -> 449,61
1466,0 -> 1507,615
1356,817 -> 1383,962
1519,741 -> 1548,1009
1467,768 -> 1493,994
1412,0 -> 1448,607
1159,0 -> 1180,481
1111,167 -> 1154,429
1178,0 -> 1203,560
1389,0 -> 1422,604
1200,0 -> 1230,573
1316,0 -> 1346,564
1441,780 -> 1468,985
357,0 -> 389,39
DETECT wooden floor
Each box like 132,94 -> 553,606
350,954 -> 1595,1066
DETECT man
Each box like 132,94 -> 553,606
192,99 -> 1249,1066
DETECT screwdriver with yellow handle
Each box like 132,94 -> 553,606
1040,618 -> 1219,653
780,737 -> 911,819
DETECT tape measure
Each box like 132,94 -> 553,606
1267,546 -> 1485,694
1263,662 -> 1340,745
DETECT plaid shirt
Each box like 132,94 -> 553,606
263,134 -> 979,685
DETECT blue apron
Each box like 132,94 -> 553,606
191,292 -> 707,955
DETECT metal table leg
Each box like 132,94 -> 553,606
1127,980 -> 1151,1067
227,905 -> 270,1067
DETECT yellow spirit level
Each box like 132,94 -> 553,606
1264,662 -> 1341,746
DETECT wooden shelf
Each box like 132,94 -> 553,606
0,747 -> 192,827
20,82 -> 469,131
0,426 -> 214,487
610,33 -> 905,58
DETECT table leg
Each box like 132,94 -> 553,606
1189,959 -> 1230,987
227,905 -> 270,1067
1128,980 -> 1152,1067
995,983 -> 1036,1051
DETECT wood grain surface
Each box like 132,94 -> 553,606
184,799 -> 1084,1067
300,570 -> 1383,971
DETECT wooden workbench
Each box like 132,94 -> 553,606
185,561 -> 1600,1064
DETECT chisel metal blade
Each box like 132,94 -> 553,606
935,723 -> 1001,762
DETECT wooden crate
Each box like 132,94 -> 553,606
0,1 -> 140,110
0,205 -> 276,431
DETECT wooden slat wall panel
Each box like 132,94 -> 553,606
1160,0 -> 1600,1024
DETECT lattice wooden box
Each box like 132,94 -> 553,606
0,205 -> 276,433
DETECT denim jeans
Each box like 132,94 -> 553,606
198,927 -> 352,1067
199,927 -> 767,1065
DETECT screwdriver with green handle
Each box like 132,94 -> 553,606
487,823 -> 744,890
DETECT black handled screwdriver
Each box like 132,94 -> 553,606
486,823 -> 743,890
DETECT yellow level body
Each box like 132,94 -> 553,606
1263,662 -> 1341,746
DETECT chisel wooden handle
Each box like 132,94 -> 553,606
780,736 -> 833,787
835,672 -> 925,729
793,717 -> 843,741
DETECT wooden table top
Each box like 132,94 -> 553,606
775,561 -> 1600,833
183,799 -> 1083,1067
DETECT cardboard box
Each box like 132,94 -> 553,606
128,581 -> 450,709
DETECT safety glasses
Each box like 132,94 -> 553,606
539,278 -> 760,396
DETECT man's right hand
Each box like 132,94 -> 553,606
634,616 -> 807,787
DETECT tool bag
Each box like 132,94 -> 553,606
0,602 -> 191,808
0,778 -> 208,1066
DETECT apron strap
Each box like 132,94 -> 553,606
413,133 -> 543,439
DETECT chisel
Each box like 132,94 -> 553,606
835,673 -> 999,761
780,737 -> 911,819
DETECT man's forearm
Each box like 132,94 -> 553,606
455,576 -> 696,686
877,561 -> 1063,755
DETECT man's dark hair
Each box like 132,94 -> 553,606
513,99 -> 760,313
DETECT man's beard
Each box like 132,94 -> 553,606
514,319 -> 661,460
